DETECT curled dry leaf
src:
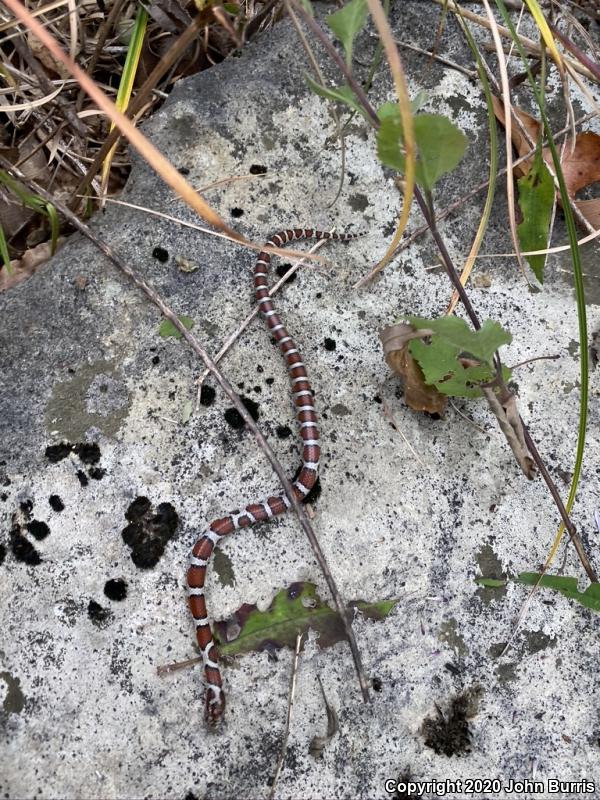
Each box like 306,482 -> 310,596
309,676 -> 339,760
0,237 -> 65,292
492,97 -> 600,230
379,322 -> 447,415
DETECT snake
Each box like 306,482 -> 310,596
187,228 -> 358,725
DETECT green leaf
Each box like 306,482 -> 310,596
376,108 -> 468,191
158,314 -> 194,339
222,2 -> 239,12
517,145 -> 554,283
516,573 -> 600,613
326,0 -> 367,66
305,77 -> 368,118
213,582 -> 397,657
409,317 -> 512,363
0,224 -> 11,273
475,577 -> 507,588
406,316 -> 512,398
412,115 -> 468,190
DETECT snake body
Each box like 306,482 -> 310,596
187,228 -> 358,725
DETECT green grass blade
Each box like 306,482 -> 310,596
0,223 -> 11,274
495,0 -> 588,523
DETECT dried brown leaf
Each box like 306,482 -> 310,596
379,323 -> 447,415
493,98 -> 600,230
0,237 -> 64,292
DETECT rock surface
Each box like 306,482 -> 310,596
1,3 -> 600,799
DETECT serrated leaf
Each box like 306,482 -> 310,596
409,317 -> 512,363
517,146 -> 554,283
516,572 -> 600,612
306,77 -> 367,118
376,109 -> 468,191
213,582 -> 397,657
325,0 -> 367,66
406,316 -> 512,398
158,314 -> 194,339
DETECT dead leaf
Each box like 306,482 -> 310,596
309,676 -> 339,759
26,33 -> 71,79
492,98 -> 600,231
0,238 -> 64,292
379,323 -> 447,415
481,387 -> 535,479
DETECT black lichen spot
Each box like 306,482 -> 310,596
152,246 -> 169,263
372,676 -> 383,692
266,377 -> 274,386
76,470 -> 89,487
151,355 -> 160,365
184,793 -> 198,800
421,690 -> 479,757
89,467 -> 106,480
126,496 -> 152,522
49,495 -> 65,512
373,395 -> 382,404
224,396 -> 260,429
122,498 -> 179,569
9,526 -> 41,565
19,500 -> 33,520
0,543 -> 6,566
26,520 -> 50,541
324,337 -> 336,351
200,385 -> 216,407
45,443 -> 73,463
178,166 -> 190,175
249,164 -> 267,175
87,599 -> 112,627
230,207 -> 244,218
276,263 -> 296,282
276,425 -> 292,439
104,578 -> 128,601
73,442 -> 101,465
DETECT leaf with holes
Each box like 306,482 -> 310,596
407,316 -> 512,398
516,573 -> 600,612
325,0 -> 367,66
517,145 -> 554,282
212,582 -> 397,657
158,314 -> 194,339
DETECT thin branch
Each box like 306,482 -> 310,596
0,156 -> 371,706
269,633 -> 303,799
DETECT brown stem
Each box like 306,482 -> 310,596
0,156 -> 371,705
